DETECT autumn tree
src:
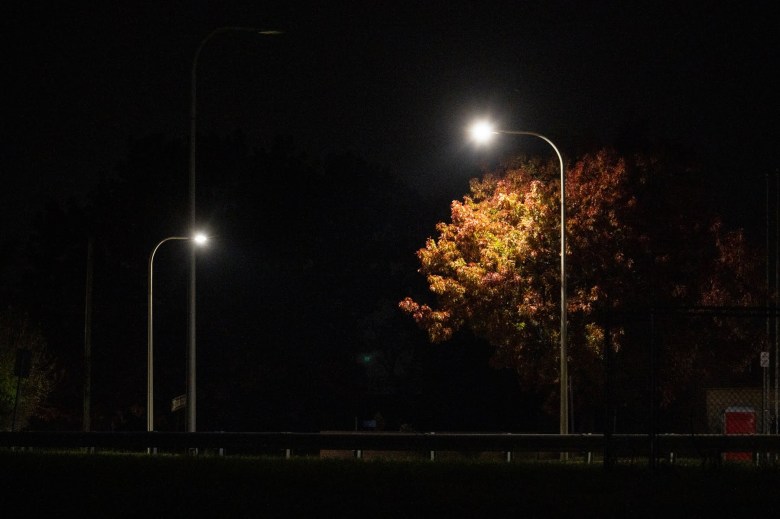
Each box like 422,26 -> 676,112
400,148 -> 762,425
0,308 -> 59,430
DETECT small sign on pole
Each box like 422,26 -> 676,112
760,351 -> 770,368
171,394 -> 186,412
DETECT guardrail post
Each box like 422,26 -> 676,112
2,431 -> 778,463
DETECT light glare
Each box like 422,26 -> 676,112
469,121 -> 496,144
193,233 -> 208,245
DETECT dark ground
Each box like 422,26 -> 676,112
2,450 -> 780,518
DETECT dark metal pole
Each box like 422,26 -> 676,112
767,171 -> 780,434
765,171 -> 774,435
83,237 -> 93,432
766,172 -> 770,434
603,310 -> 613,470
649,310 -> 657,470
187,30 -> 210,434
188,27 -> 282,433
11,376 -> 22,432
11,348 -> 31,432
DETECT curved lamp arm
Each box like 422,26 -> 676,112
468,124 -> 568,435
147,236 -> 190,433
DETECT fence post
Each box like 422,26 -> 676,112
649,310 -> 658,470
603,310 -> 614,470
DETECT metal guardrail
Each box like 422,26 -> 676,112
2,431 -> 780,461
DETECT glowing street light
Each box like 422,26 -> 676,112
193,232 -> 208,246
468,120 -> 569,435
148,234 -> 208,433
469,121 -> 496,144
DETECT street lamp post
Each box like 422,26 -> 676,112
469,121 -> 568,435
188,26 -> 281,433
148,234 -> 208,433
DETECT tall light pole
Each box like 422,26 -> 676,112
188,26 -> 281,432
469,121 -> 568,435
148,234 -> 208,433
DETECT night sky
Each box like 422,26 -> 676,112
2,2 -> 778,432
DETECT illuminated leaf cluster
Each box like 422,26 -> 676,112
401,149 -> 762,403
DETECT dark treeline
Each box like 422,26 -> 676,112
1,132 -> 541,433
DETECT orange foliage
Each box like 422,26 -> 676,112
400,148 -> 763,407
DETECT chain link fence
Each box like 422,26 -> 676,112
598,306 -> 780,464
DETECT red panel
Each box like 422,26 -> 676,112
723,410 -> 755,461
